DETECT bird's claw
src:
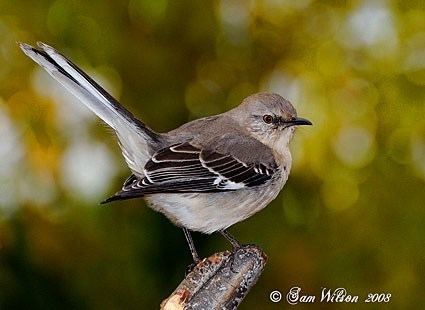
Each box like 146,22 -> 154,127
185,260 -> 200,276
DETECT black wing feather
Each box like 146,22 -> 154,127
101,142 -> 277,203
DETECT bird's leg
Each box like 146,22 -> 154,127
183,228 -> 200,274
183,228 -> 200,262
220,229 -> 241,250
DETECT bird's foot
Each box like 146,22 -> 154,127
227,249 -> 240,273
219,229 -> 243,273
185,260 -> 200,276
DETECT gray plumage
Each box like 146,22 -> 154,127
20,42 -> 311,235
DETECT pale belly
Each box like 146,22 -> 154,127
144,174 -> 287,234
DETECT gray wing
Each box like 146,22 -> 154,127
19,42 -> 161,175
102,140 -> 278,203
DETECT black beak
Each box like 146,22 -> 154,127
284,117 -> 312,127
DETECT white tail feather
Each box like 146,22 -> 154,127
19,42 -> 161,175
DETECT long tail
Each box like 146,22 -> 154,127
19,42 -> 162,175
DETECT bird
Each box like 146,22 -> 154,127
20,42 -> 312,263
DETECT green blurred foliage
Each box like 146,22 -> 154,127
0,0 -> 424,309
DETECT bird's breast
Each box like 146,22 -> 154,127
145,182 -> 283,234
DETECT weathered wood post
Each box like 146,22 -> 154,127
161,245 -> 267,309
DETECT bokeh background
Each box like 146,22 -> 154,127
1,0 -> 424,309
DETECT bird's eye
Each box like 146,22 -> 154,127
263,114 -> 273,124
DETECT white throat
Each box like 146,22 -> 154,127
259,127 -> 295,167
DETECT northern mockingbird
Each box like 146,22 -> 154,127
20,42 -> 312,263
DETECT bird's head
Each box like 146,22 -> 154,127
230,92 -> 312,150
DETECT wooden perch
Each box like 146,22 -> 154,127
161,245 -> 267,310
